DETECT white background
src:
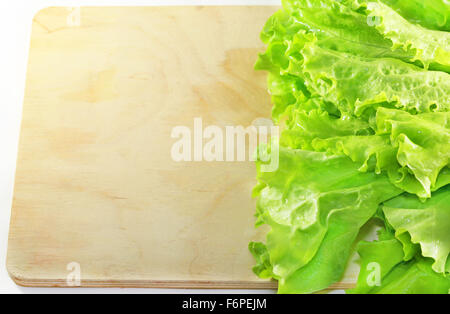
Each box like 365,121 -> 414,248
0,0 -> 292,294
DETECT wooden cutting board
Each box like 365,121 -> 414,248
7,6 -> 360,289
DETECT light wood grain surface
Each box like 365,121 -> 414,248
7,6 -> 359,289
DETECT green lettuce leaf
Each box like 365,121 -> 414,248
376,108 -> 450,197
396,232 -> 421,262
253,147 -> 402,292
266,72 -> 310,122
347,228 -> 405,294
301,42 -> 450,116
283,107 -> 450,198
281,0 -> 415,62
348,233 -> 450,294
252,0 -> 450,294
379,0 -> 450,32
281,108 -> 373,150
371,258 -> 450,294
362,1 -> 450,72
255,0 -> 450,119
383,186 -> 450,274
248,242 -> 274,279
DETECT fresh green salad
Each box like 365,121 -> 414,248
250,0 -> 450,294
